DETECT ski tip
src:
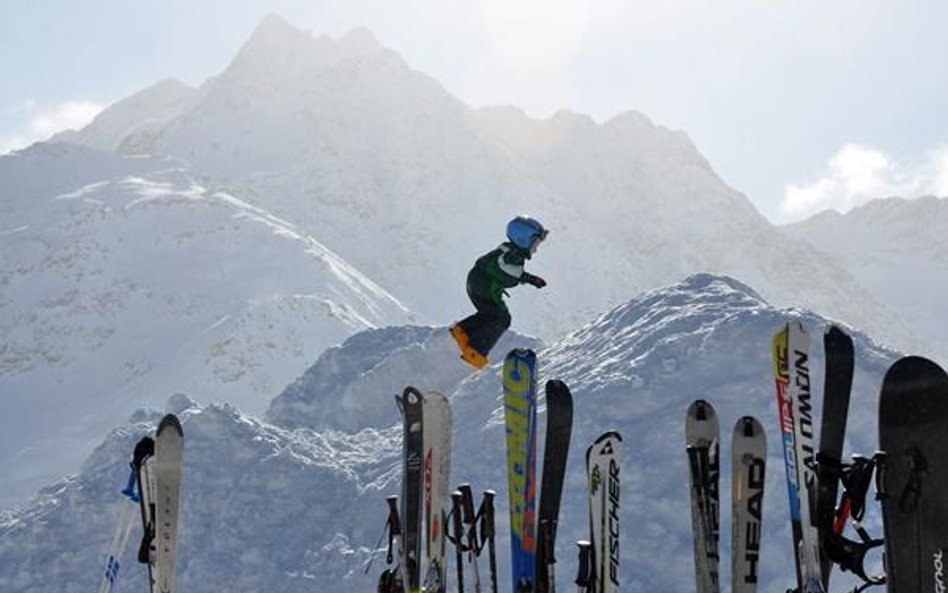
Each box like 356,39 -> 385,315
402,386 -> 424,405
545,378 -> 571,394
587,430 -> 622,456
544,379 -> 573,403
421,390 -> 449,404
132,436 -> 155,467
824,324 -> 854,347
156,414 -> 183,437
735,415 -> 763,438
504,347 -> 536,360
686,398 -> 716,421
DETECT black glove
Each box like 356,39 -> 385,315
524,274 -> 547,289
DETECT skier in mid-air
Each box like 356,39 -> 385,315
450,215 -> 548,368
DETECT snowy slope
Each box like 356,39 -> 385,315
0,275 -> 897,593
54,14 -> 911,357
785,195 -> 948,363
0,143 -> 410,505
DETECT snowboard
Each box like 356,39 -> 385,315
878,356 -> 948,593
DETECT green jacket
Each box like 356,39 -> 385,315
467,242 -> 540,303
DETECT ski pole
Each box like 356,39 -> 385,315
384,495 -> 409,593
459,483 -> 483,593
451,491 -> 466,593
478,490 -> 498,593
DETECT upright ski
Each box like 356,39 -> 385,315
398,387 -> 425,593
814,325 -> 854,588
731,416 -> 766,593
773,322 -> 823,593
536,379 -> 574,593
504,349 -> 540,593
878,356 -> 948,593
586,431 -> 621,593
153,414 -> 184,593
422,391 -> 452,593
685,399 -> 720,593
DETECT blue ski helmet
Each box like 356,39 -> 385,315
506,216 -> 548,250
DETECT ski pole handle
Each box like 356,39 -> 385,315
575,540 -> 593,593
386,495 -> 402,536
458,484 -> 477,526
121,464 -> 139,501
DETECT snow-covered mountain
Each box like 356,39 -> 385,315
266,325 -> 541,431
48,13 -> 915,357
785,195 -> 948,363
0,275 -> 897,593
0,142 -> 410,505
52,79 -> 197,153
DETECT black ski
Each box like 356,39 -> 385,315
133,435 -> 156,584
536,379 -> 574,593
397,387 -> 425,593
878,356 -> 948,593
814,325 -> 854,588
686,399 -> 720,593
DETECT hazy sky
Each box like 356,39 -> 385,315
2,0 -> 946,222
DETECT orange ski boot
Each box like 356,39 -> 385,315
450,324 -> 489,369
459,345 -> 489,369
450,323 -> 470,348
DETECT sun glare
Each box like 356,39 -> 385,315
482,0 -> 589,72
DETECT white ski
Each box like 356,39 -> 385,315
154,414 -> 184,593
422,390 -> 452,593
586,431 -> 621,593
731,416 -> 766,593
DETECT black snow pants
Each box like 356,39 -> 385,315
457,284 -> 511,356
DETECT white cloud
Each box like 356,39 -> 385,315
0,100 -> 104,155
781,143 -> 948,221
932,145 -> 948,197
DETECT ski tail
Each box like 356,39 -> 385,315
815,325 -> 854,588
586,431 -> 622,593
773,324 -> 805,589
399,387 -> 425,593
685,399 -> 721,593
422,391 -> 452,593
504,349 -> 540,593
154,413 -> 184,593
536,379 -> 574,593
731,416 -> 766,593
